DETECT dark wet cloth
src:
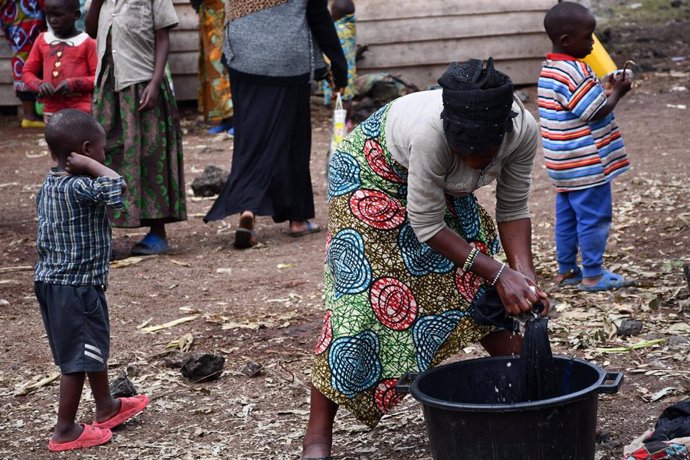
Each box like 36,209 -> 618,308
520,316 -> 558,401
470,286 -> 557,401
438,58 -> 515,152
470,286 -> 518,332
649,401 -> 690,443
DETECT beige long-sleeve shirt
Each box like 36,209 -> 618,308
385,90 -> 540,243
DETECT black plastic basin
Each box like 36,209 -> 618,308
398,355 -> 623,460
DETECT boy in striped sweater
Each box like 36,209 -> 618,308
538,2 -> 634,291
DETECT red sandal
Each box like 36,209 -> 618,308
93,394 -> 150,430
47,424 -> 112,452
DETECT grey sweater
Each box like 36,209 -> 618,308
386,90 -> 540,243
224,0 -> 347,86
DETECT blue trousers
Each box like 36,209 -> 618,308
555,182 -> 612,279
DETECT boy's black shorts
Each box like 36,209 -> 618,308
34,282 -> 110,374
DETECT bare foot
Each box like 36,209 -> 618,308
555,267 -> 582,285
52,423 -> 84,443
554,272 -> 573,284
580,275 -> 603,287
239,211 -> 255,230
95,398 -> 121,423
289,220 -> 308,234
288,220 -> 321,237
301,440 -> 332,459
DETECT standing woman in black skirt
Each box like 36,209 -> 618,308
204,0 -> 348,249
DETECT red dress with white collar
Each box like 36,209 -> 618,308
22,31 -> 97,114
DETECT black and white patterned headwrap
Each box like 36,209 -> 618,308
439,58 -> 517,154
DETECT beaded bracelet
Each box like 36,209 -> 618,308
462,247 -> 479,272
490,262 -> 507,286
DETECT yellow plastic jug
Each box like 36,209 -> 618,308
582,35 -> 617,78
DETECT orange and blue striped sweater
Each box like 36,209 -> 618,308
538,53 -> 630,192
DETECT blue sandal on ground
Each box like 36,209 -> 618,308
558,266 -> 583,286
207,121 -> 233,134
286,221 -> 321,238
131,233 -> 169,255
578,270 -> 636,292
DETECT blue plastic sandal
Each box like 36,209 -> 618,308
286,221 -> 321,238
578,270 -> 636,292
207,121 -> 233,134
130,233 -> 169,255
558,266 -> 583,286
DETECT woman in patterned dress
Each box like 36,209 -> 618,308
193,0 -> 233,133
86,0 -> 187,255
0,0 -> 45,127
302,59 -> 550,459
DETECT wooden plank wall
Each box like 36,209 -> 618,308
355,0 -> 558,87
0,29 -> 16,106
1,0 -> 556,105
169,0 -> 199,102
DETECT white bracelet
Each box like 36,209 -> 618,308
490,263 -> 506,286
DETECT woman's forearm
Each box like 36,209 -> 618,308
85,0 -> 104,38
426,227 -> 504,282
151,28 -> 171,85
497,218 -> 536,281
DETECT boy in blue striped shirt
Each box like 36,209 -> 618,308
35,109 -> 149,452
539,2 -> 635,291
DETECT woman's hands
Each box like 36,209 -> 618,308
426,224 -> 549,318
495,266 -> 549,316
138,81 -> 160,111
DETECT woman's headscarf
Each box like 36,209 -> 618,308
439,58 -> 516,154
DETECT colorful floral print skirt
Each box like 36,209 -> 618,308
92,47 -> 187,228
312,104 -> 501,427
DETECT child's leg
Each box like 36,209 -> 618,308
302,385 -> 339,459
554,191 -> 580,282
53,372 -> 86,442
572,182 -> 612,283
87,370 -> 121,422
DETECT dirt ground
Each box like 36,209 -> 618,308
1,2 -> 690,460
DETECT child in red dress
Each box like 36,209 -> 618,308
23,0 -> 97,121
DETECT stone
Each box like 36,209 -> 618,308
190,166 -> 229,197
617,319 -> 643,337
241,361 -> 263,378
596,430 -> 611,444
163,350 -> 185,369
111,373 -> 137,398
181,353 -> 225,382
668,335 -> 690,349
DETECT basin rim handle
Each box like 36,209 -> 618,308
396,372 -> 419,394
597,371 -> 624,394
